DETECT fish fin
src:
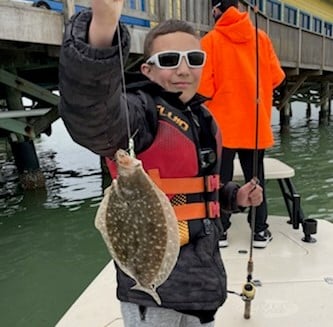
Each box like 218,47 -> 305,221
131,284 -> 162,305
94,185 -> 112,230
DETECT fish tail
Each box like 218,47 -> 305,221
131,284 -> 162,305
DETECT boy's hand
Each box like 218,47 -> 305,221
89,0 -> 125,47
236,178 -> 263,208
93,0 -> 124,26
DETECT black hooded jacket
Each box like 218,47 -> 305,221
59,9 -> 240,323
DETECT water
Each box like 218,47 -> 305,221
0,105 -> 332,326
268,104 -> 333,222
0,120 -> 110,327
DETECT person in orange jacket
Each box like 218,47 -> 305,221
198,0 -> 285,248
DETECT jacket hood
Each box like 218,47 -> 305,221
214,7 -> 254,44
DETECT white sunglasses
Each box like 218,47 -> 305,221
146,50 -> 206,69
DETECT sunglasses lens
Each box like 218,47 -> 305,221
158,52 -> 180,67
187,52 -> 205,66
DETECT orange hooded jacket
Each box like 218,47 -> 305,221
198,7 -> 285,149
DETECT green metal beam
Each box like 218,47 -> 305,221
0,108 -> 51,119
278,71 -> 323,110
0,118 -> 35,138
30,106 -> 59,136
0,68 -> 59,106
0,107 -> 60,139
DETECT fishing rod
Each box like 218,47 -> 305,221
242,0 -> 260,319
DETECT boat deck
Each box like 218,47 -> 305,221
55,215 -> 333,327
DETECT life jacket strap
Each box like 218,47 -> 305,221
174,201 -> 220,221
178,220 -> 190,246
147,169 -> 220,194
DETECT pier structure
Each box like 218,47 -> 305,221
0,0 -> 333,187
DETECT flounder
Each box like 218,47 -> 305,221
95,149 -> 180,305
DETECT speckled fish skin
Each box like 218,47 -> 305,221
95,149 -> 180,305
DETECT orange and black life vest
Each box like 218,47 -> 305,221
106,95 -> 222,224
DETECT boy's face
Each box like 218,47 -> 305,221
141,32 -> 203,103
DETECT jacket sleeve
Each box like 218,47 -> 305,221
266,35 -> 286,89
220,182 -> 241,213
58,10 -> 155,158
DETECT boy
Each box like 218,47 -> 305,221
59,1 -> 262,326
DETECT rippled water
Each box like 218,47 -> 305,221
0,120 -> 110,327
268,105 -> 333,222
0,104 -> 332,326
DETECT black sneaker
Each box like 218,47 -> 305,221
219,232 -> 228,248
253,229 -> 273,248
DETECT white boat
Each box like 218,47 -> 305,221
56,159 -> 333,327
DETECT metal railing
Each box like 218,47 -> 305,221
243,1 -> 333,72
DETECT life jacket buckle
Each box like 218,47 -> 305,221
208,201 -> 220,218
205,174 -> 220,192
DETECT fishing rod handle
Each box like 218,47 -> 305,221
244,300 -> 251,319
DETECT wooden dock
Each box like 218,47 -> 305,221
0,0 -> 333,185
0,0 -> 332,139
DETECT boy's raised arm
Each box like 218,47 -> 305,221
58,0 -> 132,158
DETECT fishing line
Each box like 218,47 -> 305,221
116,23 -> 135,157
248,0 -> 260,276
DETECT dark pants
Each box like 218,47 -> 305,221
220,147 -> 268,233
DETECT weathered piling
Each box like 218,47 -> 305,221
319,82 -> 330,124
279,85 -> 291,132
